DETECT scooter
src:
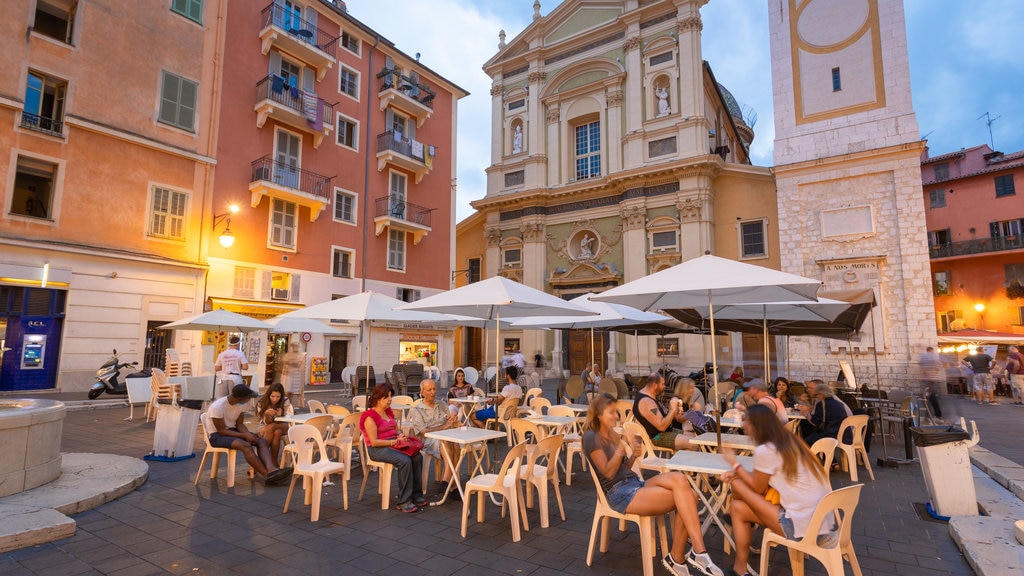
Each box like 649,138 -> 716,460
88,350 -> 150,400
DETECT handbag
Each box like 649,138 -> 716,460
683,409 -> 718,435
392,436 -> 423,457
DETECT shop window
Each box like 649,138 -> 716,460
10,155 -> 58,220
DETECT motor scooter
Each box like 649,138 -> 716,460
88,350 -> 150,399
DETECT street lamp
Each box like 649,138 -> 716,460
213,204 -> 240,248
974,302 -> 985,329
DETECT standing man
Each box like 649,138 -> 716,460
962,347 -> 995,405
207,384 -> 292,485
280,342 -> 306,407
1005,345 -> 1024,406
918,346 -> 945,417
215,335 -> 248,398
633,372 -> 694,451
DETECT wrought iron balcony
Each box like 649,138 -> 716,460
373,196 -> 433,245
249,156 -> 334,221
376,67 -> 435,126
254,75 -> 334,147
258,3 -> 337,79
376,130 -> 434,183
929,235 -> 1024,259
20,111 -> 63,137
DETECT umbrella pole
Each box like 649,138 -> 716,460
870,307 -> 898,467
785,335 -> 791,380
709,292 -> 722,449
763,307 -> 770,384
496,309 -> 501,396
364,321 -> 371,397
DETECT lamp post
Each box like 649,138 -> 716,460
974,302 -> 985,330
213,204 -> 240,248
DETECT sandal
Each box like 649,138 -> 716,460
396,501 -> 419,513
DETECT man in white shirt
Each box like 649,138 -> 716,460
207,384 -> 292,485
215,335 -> 248,397
473,365 -> 524,427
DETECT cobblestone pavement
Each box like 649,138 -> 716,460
0,385 -> 996,576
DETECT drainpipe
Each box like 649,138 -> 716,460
360,35 -> 381,292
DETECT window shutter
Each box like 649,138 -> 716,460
291,274 -> 301,302
396,287 -> 403,299
302,67 -> 315,91
304,6 -> 318,28
269,50 -> 281,76
385,108 -> 394,135
413,290 -> 421,302
261,270 -> 272,301
990,222 -> 1000,238
407,120 -> 416,141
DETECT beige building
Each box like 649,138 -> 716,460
464,0 -> 778,377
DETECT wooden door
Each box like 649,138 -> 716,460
568,329 -> 606,376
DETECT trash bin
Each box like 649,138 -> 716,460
910,418 -> 979,518
148,398 -> 203,461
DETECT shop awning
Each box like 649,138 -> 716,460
207,297 -> 302,320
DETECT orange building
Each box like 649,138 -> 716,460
924,144 -> 1024,334
206,1 -> 467,384
0,1 -> 222,391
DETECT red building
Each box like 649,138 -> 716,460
924,144 -> 1024,334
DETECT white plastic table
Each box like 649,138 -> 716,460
425,426 -> 506,505
662,451 -> 754,550
449,396 -> 487,425
690,432 -> 756,454
275,412 -> 345,425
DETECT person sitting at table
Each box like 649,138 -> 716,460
673,377 -> 707,412
408,379 -> 459,493
472,365 -> 524,428
731,380 -> 756,411
771,377 -> 796,409
585,393 -> 725,576
448,368 -> 473,402
208,384 -> 292,485
579,362 -> 601,401
361,383 -> 427,512
798,380 -> 852,445
255,383 -> 293,468
719,404 -> 834,576
633,372 -> 695,451
743,379 -> 788,423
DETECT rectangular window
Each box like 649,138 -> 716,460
927,229 -> 951,247
831,67 -> 841,91
933,163 -> 949,181
503,248 -> 521,267
10,155 -> 58,220
171,0 -> 202,23
269,271 -> 293,301
504,170 -> 524,188
334,188 -> 356,223
574,120 -> 601,180
740,219 -> 767,259
233,266 -> 256,299
339,66 -> 359,98
34,0 -> 75,44
656,338 -> 679,357
651,230 -> 677,251
340,31 -> 360,55
397,287 -> 420,302
929,189 -> 946,208
389,171 -> 407,218
995,174 -> 1016,198
158,71 -> 198,132
148,186 -> 187,239
22,71 -> 66,136
270,198 -> 297,249
1006,263 -> 1024,285
387,230 -> 406,271
336,115 -> 357,149
991,219 -> 1023,239
649,52 -> 673,66
507,99 -> 525,110
332,248 -> 353,278
467,258 -> 481,283
933,271 -> 951,296
940,310 -> 963,333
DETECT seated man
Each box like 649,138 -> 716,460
799,380 -> 852,445
407,379 -> 459,494
207,384 -> 292,485
473,365 -> 524,428
579,362 -> 601,402
744,378 -> 788,423
632,372 -> 694,451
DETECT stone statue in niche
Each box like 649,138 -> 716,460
512,124 -> 524,154
578,233 -> 595,259
655,86 -> 671,118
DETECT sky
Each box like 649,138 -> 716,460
343,0 -> 1024,221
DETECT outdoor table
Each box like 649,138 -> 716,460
425,426 -> 507,506
524,414 -> 581,431
275,412 -> 345,425
662,451 -> 753,550
690,432 -> 755,454
450,395 -> 488,425
562,403 -> 590,415
719,416 -> 744,429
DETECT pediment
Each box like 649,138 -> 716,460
546,7 -> 623,44
548,261 -> 622,287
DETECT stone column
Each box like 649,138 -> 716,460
520,220 -> 547,368
490,81 -> 504,166
606,87 -> 624,173
622,35 -> 644,167
620,203 -> 651,373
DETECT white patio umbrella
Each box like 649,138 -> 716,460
279,291 -> 451,393
159,308 -> 274,332
593,255 -> 821,445
265,316 -> 346,335
396,276 -> 596,393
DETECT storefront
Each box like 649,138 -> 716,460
399,332 -> 437,367
204,297 -> 302,388
0,276 -> 70,391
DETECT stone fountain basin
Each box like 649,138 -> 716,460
0,399 -> 65,498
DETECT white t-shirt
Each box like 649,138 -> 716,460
500,382 -> 524,400
754,442 -> 831,539
208,395 -> 249,430
216,348 -> 247,374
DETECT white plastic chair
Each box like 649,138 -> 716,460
760,484 -> 864,576
462,441 -> 529,542
283,424 -> 348,522
357,432 -> 396,510
351,395 -> 367,412
307,399 -> 327,414
519,433 -> 566,528
810,437 -> 839,486
836,415 -> 874,482
463,367 -> 479,385
194,412 -> 248,487
547,405 -> 586,485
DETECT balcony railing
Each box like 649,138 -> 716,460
255,75 -> 334,122
260,3 -> 338,54
377,68 -> 435,109
930,235 -> 1024,259
21,111 -> 63,137
374,196 -> 433,228
377,130 -> 431,163
250,156 -> 332,200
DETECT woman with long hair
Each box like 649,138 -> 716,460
584,394 -> 724,576
719,404 -> 833,576
255,383 -> 293,467
360,383 -> 425,513
771,377 -> 795,409
448,368 -> 473,401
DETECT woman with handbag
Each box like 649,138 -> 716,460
360,383 -> 426,512
719,404 -> 834,576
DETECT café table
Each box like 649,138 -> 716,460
275,412 -> 345,425
524,414 -> 581,435
425,426 -> 507,506
562,403 -> 590,415
449,395 -> 488,425
662,451 -> 753,551
690,432 -> 755,454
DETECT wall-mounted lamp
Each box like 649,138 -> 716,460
213,204 -> 240,248
975,302 -> 986,329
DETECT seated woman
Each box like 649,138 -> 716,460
255,383 -> 293,468
674,377 -> 706,412
798,381 -> 852,445
360,383 -> 426,513
771,377 -> 796,409
585,394 -> 724,576
720,404 -> 834,576
447,368 -> 473,402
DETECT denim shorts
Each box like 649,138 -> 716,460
779,507 -> 838,546
607,475 -> 644,513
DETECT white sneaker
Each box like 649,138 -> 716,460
662,554 -> 691,576
686,550 -> 725,576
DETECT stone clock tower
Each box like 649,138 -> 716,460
769,0 -> 936,384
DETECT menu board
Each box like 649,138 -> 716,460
309,357 -> 328,386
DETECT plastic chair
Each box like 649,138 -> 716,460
357,432 -> 396,510
810,437 -> 839,486
484,366 -> 497,386
519,433 -> 566,528
484,395 -> 522,446
520,387 -> 544,416
547,405 -> 586,485
612,377 -> 629,399
585,458 -> 669,576
509,418 -> 544,445
463,366 -> 479,385
341,366 -> 356,386
325,412 -> 362,481
622,421 -> 670,474
760,484 -> 864,576
785,418 -> 802,434
283,424 -> 348,521
282,414 -> 334,468
530,397 -> 552,416
194,412 -> 247,488
615,399 -> 634,424
307,399 -> 327,414
836,415 -> 874,482
351,395 -> 367,412
326,404 -> 351,418
598,379 -> 618,398
462,441 -> 529,542
354,366 -> 375,396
